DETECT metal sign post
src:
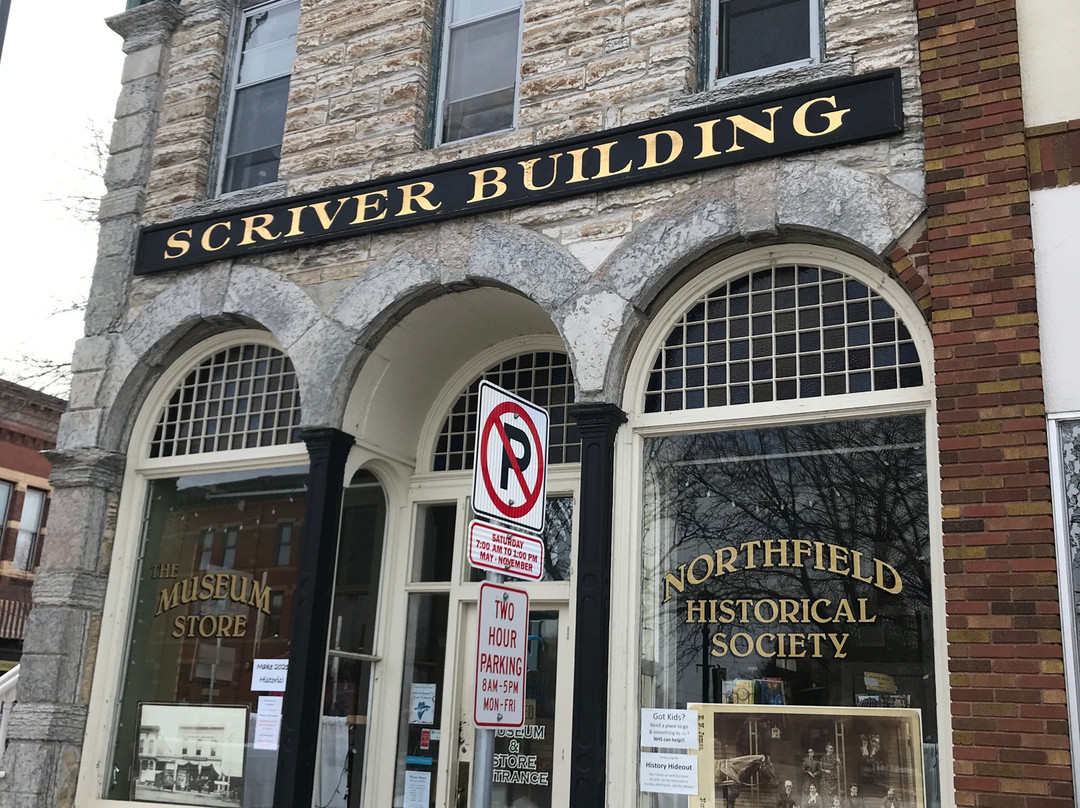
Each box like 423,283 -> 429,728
471,570 -> 502,808
468,381 -> 546,808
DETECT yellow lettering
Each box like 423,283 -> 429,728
639,129 -> 683,169
565,147 -> 590,184
693,118 -> 726,159
350,190 -> 389,224
874,558 -> 903,594
829,633 -> 849,658
710,632 -> 728,657
591,141 -> 633,179
250,580 -> 272,614
156,583 -> 180,616
716,545 -> 738,574
467,167 -> 508,203
726,107 -> 782,152
171,615 -> 186,638
828,543 -> 850,576
662,566 -> 686,603
756,633 -> 776,658
686,553 -> 714,585
201,221 -> 232,252
309,197 -> 351,230
519,154 -> 562,191
164,229 -> 192,259
857,598 -> 877,623
397,181 -> 442,216
686,600 -> 708,623
284,205 -> 307,237
239,214 -> 282,246
792,96 -> 850,137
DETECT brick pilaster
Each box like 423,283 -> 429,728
919,1 -> 1073,806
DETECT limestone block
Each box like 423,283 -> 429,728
6,702 -> 89,745
558,291 -> 632,395
56,410 -> 105,453
224,265 -> 322,348
66,371 -> 105,412
70,336 -> 114,374
33,571 -> 109,612
287,317 -> 360,428
36,485 -> 117,572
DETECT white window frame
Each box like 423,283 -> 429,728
216,0 -> 301,196
76,330 -> 311,808
708,0 -> 822,88
434,0 -> 525,147
1048,413 -> 1080,792
607,244 -> 954,808
12,486 -> 46,572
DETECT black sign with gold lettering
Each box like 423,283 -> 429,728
135,70 -> 903,275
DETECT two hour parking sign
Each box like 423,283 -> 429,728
471,381 -> 549,534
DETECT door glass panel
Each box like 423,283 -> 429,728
394,594 -> 451,808
319,472 -> 387,807
414,504 -> 457,582
456,608 -> 563,808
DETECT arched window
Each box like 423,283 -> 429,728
149,342 -> 302,458
644,262 -> 922,412
616,247 -> 946,808
432,350 -> 579,471
99,332 -> 309,807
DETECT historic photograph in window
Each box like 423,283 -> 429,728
640,415 -> 939,807
133,703 -> 249,806
688,704 -> 924,808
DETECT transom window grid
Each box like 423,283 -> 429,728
432,351 -> 579,471
220,0 -> 301,194
645,264 -> 923,413
149,343 -> 302,458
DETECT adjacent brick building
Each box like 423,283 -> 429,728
2,1 -> 1078,808
0,380 -> 64,669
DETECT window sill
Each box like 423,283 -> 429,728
672,57 -> 855,113
171,181 -> 290,221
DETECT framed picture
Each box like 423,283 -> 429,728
132,702 -> 249,807
687,703 -> 924,808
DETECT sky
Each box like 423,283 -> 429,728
0,0 -> 124,396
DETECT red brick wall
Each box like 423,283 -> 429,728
918,1 -> 1074,806
1027,119 -> 1080,191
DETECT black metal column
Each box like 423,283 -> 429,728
274,427 -> 354,808
568,402 -> 626,808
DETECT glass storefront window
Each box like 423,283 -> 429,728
108,466 -> 307,806
640,415 -> 938,808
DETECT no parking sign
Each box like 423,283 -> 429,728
471,381 -> 549,534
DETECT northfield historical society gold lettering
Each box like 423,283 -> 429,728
159,96 -> 849,261
660,539 -> 903,662
153,572 -> 273,639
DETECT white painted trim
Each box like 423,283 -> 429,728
415,334 -> 570,471
1047,417 -> 1080,796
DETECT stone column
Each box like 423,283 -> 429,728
273,428 -> 355,808
0,449 -> 125,808
568,403 -> 626,808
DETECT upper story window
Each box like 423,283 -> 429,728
436,0 -> 523,145
709,0 -> 820,85
219,0 -> 301,194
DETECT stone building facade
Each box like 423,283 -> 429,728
1,0 -> 1077,807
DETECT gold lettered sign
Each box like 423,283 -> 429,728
135,70 -> 903,275
661,539 -> 904,661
